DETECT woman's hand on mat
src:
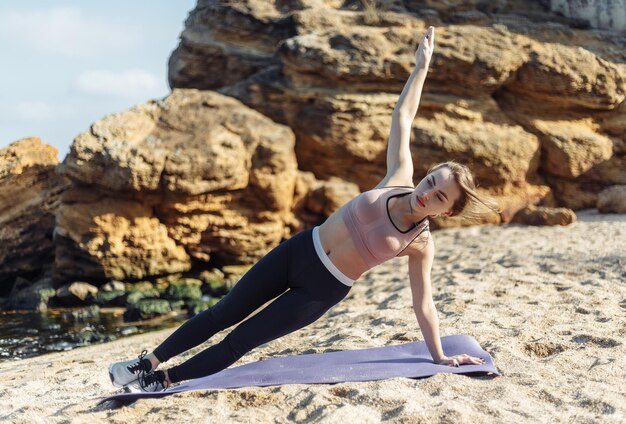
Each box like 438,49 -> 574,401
437,354 -> 485,367
415,26 -> 435,69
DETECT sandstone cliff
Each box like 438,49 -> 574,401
1,0 -> 625,294
54,90 -> 301,283
168,0 -> 625,216
0,138 -> 67,293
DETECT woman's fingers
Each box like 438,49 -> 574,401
416,26 -> 435,68
423,27 -> 433,41
462,355 -> 483,364
440,354 -> 487,367
425,26 -> 435,46
470,356 -> 485,365
448,355 -> 486,366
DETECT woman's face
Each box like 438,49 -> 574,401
411,166 -> 462,217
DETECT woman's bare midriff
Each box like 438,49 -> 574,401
317,207 -> 369,280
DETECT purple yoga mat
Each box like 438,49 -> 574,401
100,334 -> 499,403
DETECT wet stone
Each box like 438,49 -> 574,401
5,278 -> 56,311
124,299 -> 172,321
101,280 -> 125,292
166,278 -> 202,301
94,290 -> 127,307
168,300 -> 185,310
205,278 -> 229,296
126,288 -> 160,305
55,282 -> 98,306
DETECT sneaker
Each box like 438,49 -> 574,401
125,370 -> 168,393
108,349 -> 152,388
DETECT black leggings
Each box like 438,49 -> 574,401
153,227 -> 352,383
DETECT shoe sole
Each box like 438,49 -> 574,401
123,384 -> 166,394
124,384 -> 141,394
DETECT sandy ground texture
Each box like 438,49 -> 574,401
1,210 -> 625,423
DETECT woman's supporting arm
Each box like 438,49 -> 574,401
408,236 -> 445,362
408,238 -> 487,368
415,300 -> 445,363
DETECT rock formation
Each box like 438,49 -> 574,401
54,90 -> 301,283
2,0 -> 625,298
168,0 -> 625,213
550,0 -> 626,30
0,138 -> 67,293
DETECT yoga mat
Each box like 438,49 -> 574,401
100,334 -> 498,404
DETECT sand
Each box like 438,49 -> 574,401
1,210 -> 624,423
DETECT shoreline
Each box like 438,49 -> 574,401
1,210 -> 625,423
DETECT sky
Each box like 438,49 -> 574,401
0,0 -> 197,160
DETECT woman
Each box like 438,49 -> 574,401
109,26 -> 494,393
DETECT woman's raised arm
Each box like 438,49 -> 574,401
395,26 -> 434,118
385,27 -> 435,177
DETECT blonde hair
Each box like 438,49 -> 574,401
427,161 -> 500,219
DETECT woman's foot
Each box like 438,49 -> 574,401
125,370 -> 170,393
108,349 -> 153,387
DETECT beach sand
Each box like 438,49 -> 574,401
1,210 -> 624,423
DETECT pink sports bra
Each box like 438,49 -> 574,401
340,186 -> 429,269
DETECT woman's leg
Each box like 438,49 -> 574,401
166,280 -> 350,383
150,228 -> 322,366
151,230 -> 301,366
164,227 -> 352,383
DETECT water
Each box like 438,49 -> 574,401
0,307 -> 188,361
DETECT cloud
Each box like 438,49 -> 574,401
75,69 -> 167,99
0,6 -> 140,58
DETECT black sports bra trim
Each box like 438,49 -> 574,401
385,190 -> 427,234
